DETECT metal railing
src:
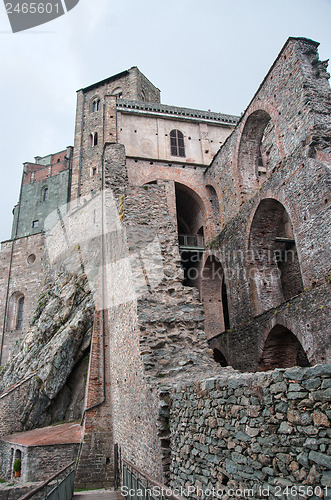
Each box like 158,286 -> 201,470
0,370 -> 37,400
178,234 -> 204,250
18,461 -> 75,500
123,459 -> 185,500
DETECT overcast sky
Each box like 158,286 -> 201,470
0,0 -> 330,242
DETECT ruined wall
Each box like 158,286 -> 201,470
77,143 -> 217,484
202,38 -> 331,368
169,365 -> 331,499
206,37 -> 331,225
108,180 -> 216,480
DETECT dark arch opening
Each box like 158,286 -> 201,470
258,325 -> 310,371
213,348 -> 228,367
248,198 -> 303,315
176,183 -> 205,288
238,110 -> 271,196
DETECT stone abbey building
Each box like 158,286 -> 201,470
0,37 -> 330,497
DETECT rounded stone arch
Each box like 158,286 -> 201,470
112,87 -> 123,98
41,185 -> 49,202
247,197 -> 303,316
175,181 -> 207,235
258,323 -> 310,372
90,95 -> 101,112
200,253 -> 230,340
6,291 -> 25,331
237,109 -> 273,197
213,348 -> 228,367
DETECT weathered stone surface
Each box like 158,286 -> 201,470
0,270 -> 93,435
169,365 -> 331,497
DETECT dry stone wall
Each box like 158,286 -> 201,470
169,365 -> 331,499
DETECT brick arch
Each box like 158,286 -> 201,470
6,291 -> 25,331
131,166 -> 218,241
175,181 -> 207,223
247,197 -> 303,316
136,174 -> 210,212
90,95 -> 101,112
237,109 -> 271,196
258,323 -> 310,371
212,347 -> 228,367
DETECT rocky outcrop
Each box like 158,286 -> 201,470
0,270 -> 94,435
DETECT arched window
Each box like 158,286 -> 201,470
170,130 -> 185,157
43,188 -> 49,201
92,99 -> 101,112
6,292 -> 24,331
206,185 -> 220,216
16,297 -> 24,330
90,132 -> 98,147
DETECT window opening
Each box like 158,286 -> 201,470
16,297 -> 24,330
170,130 -> 185,157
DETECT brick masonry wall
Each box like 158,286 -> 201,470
0,234 -> 45,364
206,38 -> 331,225
76,143 -> 217,485
169,364 -> 331,499
70,67 -> 161,202
202,38 -> 331,367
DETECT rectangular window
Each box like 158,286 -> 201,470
92,168 -> 97,176
32,220 -> 39,228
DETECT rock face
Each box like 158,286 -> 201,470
0,269 -> 94,436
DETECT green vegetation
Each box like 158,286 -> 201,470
13,459 -> 21,472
